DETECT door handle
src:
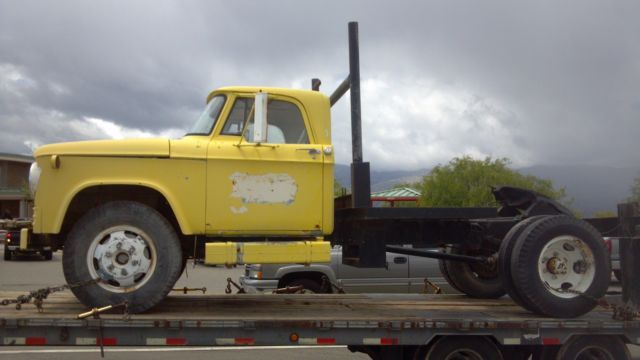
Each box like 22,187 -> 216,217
393,257 -> 407,264
296,148 -> 321,155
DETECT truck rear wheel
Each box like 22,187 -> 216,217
440,247 -> 505,299
498,215 -> 549,306
417,336 -> 503,360
510,215 -> 610,318
556,335 -> 630,360
437,253 -> 463,293
63,201 -> 182,313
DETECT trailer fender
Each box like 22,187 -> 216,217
492,186 -> 573,217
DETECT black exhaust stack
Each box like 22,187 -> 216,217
324,22 -> 371,208
347,22 -> 371,208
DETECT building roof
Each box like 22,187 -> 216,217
0,152 -> 33,164
371,187 -> 421,200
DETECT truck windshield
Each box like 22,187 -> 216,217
186,95 -> 226,135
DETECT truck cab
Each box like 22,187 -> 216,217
28,87 -> 333,312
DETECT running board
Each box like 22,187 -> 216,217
205,240 -> 331,265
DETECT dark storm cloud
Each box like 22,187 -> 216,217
0,0 -> 638,169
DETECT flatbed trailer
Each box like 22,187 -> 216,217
0,291 -> 637,359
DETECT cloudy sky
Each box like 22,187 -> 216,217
0,1 -> 638,170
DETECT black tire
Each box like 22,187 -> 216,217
284,278 -> 323,293
556,335 -> 630,360
510,215 -> 610,318
498,215 -> 550,307
441,247 -> 505,299
3,249 -> 11,261
43,250 -> 53,261
418,336 -> 503,360
613,269 -> 622,282
63,201 -> 182,313
438,254 -> 463,293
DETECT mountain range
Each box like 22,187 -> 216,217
334,164 -> 639,217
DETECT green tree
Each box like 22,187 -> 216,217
334,179 -> 347,197
418,156 -> 568,207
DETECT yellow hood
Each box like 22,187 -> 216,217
33,138 -> 170,158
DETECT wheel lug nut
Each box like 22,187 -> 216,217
121,269 -> 128,276
105,252 -> 112,258
107,265 -> 115,272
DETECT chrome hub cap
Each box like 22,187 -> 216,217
88,227 -> 157,292
538,235 -> 595,299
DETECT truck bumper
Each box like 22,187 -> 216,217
239,276 -> 279,293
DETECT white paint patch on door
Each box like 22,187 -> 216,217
229,172 -> 297,205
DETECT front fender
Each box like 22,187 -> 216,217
33,156 -> 206,235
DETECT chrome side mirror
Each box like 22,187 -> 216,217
253,92 -> 268,143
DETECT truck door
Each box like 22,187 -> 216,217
205,95 -> 325,234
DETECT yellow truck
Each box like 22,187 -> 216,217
25,23 -> 624,319
28,88 -> 333,312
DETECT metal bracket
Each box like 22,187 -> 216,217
225,277 -> 246,294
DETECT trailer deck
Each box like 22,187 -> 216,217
1,292 -> 638,347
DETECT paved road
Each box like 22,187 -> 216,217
0,249 -> 638,359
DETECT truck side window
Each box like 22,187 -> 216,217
221,98 -> 309,144
268,100 -> 309,144
221,97 -> 254,136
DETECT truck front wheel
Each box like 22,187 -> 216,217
63,201 -> 182,313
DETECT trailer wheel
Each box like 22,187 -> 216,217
440,247 -> 505,298
416,336 -> 503,360
510,215 -> 610,318
63,201 -> 182,313
556,335 -> 630,360
498,215 -> 549,306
